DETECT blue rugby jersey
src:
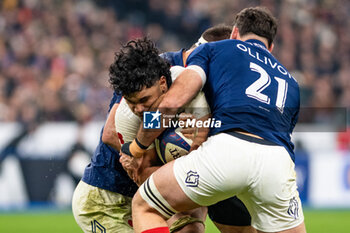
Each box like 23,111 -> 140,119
82,92 -> 138,197
160,49 -> 185,66
186,39 -> 300,161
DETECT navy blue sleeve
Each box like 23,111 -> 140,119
186,43 -> 212,75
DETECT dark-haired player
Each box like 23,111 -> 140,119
72,27 -> 214,233
112,25 -> 256,233
114,25 -> 256,233
110,37 -> 210,233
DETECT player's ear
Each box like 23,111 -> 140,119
268,43 -> 274,52
230,26 -> 239,39
159,76 -> 167,93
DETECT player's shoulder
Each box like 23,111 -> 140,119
160,49 -> 184,66
115,98 -> 142,144
107,92 -> 122,111
170,65 -> 185,82
203,39 -> 242,54
207,39 -> 236,47
159,51 -> 172,61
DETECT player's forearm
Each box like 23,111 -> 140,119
189,114 -> 210,152
123,148 -> 160,185
102,104 -> 121,151
134,166 -> 160,186
160,69 -> 203,110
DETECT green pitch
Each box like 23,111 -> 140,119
0,209 -> 349,233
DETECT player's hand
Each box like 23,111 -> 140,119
179,113 -> 197,140
120,154 -> 138,181
120,139 -> 147,158
180,127 -> 197,141
188,115 -> 210,152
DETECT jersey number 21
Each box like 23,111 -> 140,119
245,62 -> 288,113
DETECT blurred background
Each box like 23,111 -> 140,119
0,0 -> 350,232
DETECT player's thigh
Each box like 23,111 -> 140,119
72,181 -> 133,233
172,133 -> 251,207
136,133 -> 250,217
152,161 -> 201,212
238,145 -> 304,232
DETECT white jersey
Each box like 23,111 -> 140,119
115,97 -> 141,144
114,66 -> 210,146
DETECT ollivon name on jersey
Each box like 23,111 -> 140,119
236,43 -> 297,82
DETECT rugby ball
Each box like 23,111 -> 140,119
155,127 -> 193,164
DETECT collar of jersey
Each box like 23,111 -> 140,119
245,39 -> 267,48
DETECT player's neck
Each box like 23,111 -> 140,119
183,48 -> 195,66
240,34 -> 269,49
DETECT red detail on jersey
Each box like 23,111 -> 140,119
127,219 -> 133,227
117,132 -> 125,144
117,96 -> 124,104
141,227 -> 170,233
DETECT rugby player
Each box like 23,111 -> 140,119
160,25 -> 256,233
114,26 -> 256,233
122,7 -> 307,233
72,26 -> 229,233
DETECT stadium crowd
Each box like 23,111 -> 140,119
0,0 -> 349,127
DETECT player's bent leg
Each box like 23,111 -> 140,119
132,161 -> 202,233
236,142 -> 306,233
72,180 -> 133,233
168,207 -> 207,233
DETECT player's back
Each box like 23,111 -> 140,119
187,39 -> 300,160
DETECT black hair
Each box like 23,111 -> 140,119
109,37 -> 171,97
234,7 -> 277,47
190,24 -> 232,49
202,24 -> 232,42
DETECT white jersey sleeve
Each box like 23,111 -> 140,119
114,98 -> 154,149
114,98 -> 141,143
170,66 -> 185,82
170,66 -> 210,119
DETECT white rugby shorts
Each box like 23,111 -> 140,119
173,132 -> 304,232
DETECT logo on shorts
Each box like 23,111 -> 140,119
185,170 -> 199,187
287,197 -> 299,219
91,220 -> 106,233
143,110 -> 161,129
